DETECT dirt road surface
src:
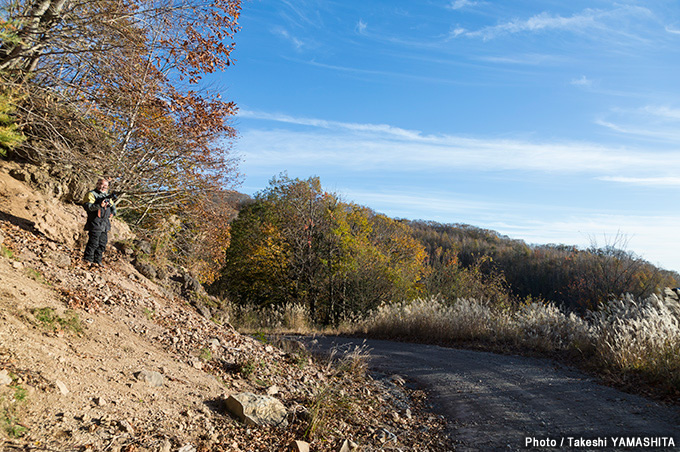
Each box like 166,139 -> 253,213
300,336 -> 680,451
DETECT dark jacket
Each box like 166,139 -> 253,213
83,190 -> 116,232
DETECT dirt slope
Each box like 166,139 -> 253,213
0,162 -> 451,451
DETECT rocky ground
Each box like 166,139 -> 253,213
0,162 -> 452,451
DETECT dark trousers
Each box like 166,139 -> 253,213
84,230 -> 108,264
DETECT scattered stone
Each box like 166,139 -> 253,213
193,302 -> 211,320
55,379 -> 69,395
134,370 -> 164,387
191,360 -> 203,370
338,439 -> 358,452
155,265 -> 168,280
133,239 -> 152,255
159,439 -> 172,452
0,369 -> 12,386
224,392 -> 288,427
119,419 -> 134,434
177,445 -> 196,452
94,396 -> 106,406
44,250 -> 71,268
11,261 -> 23,269
209,338 -> 220,350
289,440 -> 310,452
113,241 -> 135,257
8,168 -> 29,182
134,260 -> 157,280
266,385 -> 279,396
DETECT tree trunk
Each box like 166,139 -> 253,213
0,0 -> 69,74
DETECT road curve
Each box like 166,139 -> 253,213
300,335 -> 680,451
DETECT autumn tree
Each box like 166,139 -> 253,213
1,0 -> 242,274
213,176 -> 428,324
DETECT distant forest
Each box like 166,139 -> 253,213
409,220 -> 679,312
212,176 -> 679,324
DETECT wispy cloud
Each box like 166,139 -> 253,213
280,0 -> 323,29
457,6 -> 655,41
598,176 -> 680,187
570,75 -> 592,87
446,0 -> 480,10
596,104 -> 680,142
272,28 -> 306,50
239,110 -> 423,139
665,26 -> 680,35
356,19 -> 367,34
238,110 -> 680,176
280,58 -> 490,86
477,53 -> 567,65
642,105 -> 680,121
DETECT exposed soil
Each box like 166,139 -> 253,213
0,162 -> 451,451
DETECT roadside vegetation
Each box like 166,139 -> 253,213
210,176 -> 679,401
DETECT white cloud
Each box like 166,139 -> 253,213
596,104 -> 680,142
238,110 -> 680,176
457,6 -> 654,41
598,176 -> 680,187
570,75 -> 592,87
272,28 -> 305,50
447,0 -> 479,10
665,26 -> 680,35
356,19 -> 367,34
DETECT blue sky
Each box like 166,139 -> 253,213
214,0 -> 680,272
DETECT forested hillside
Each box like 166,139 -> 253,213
213,176 -> 678,324
409,221 -> 679,312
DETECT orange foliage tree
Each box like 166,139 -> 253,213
1,0 -> 242,275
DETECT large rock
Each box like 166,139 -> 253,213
224,392 -> 288,427
43,250 -> 71,268
0,369 -> 12,386
289,440 -> 310,452
135,370 -> 164,387
134,239 -> 152,255
134,260 -> 157,280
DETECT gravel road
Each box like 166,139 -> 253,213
300,336 -> 680,451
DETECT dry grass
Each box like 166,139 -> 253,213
340,294 -> 680,398
222,292 -> 680,399
304,343 -> 371,440
589,294 -> 680,390
222,301 -> 311,333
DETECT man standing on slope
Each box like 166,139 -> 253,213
82,178 -> 116,266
